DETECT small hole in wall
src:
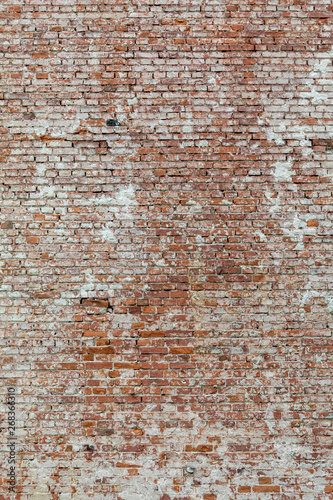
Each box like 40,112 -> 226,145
83,445 -> 95,452
106,119 -> 121,126
80,297 -> 114,313
23,111 -> 35,120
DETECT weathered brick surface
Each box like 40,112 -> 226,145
1,0 -> 333,498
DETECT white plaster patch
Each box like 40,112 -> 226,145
115,184 -> 138,219
310,62 -> 329,79
283,214 -> 307,250
300,86 -> 324,105
39,185 -> 55,198
272,158 -> 295,183
88,195 -> 114,206
100,225 -> 116,242
265,191 -> 280,213
289,125 -> 313,150
115,184 -> 137,206
273,439 -> 315,470
265,403 -> 278,434
80,268 -> 95,297
176,200 -> 202,214
36,164 -> 47,176
267,129 -> 286,145
117,483 -> 159,500
80,185 -> 137,221
301,50 -> 333,105
309,50 -> 333,78
300,290 -> 333,314
155,258 -> 166,267
207,75 -> 226,105
254,230 -> 267,242
258,116 -> 287,145
6,118 -> 82,140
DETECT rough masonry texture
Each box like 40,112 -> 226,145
1,0 -> 333,499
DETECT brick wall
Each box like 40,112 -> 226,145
1,0 -> 333,498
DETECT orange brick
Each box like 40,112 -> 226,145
259,477 -> 272,484
253,486 -> 280,493
27,237 -> 39,244
238,486 -> 251,493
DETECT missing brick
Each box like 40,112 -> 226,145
103,84 -> 118,92
83,445 -> 95,452
23,111 -> 35,120
106,119 -> 121,126
80,298 -> 113,313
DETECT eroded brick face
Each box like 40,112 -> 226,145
1,0 -> 333,499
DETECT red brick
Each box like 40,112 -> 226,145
81,299 -> 109,308
2,0 -> 332,497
